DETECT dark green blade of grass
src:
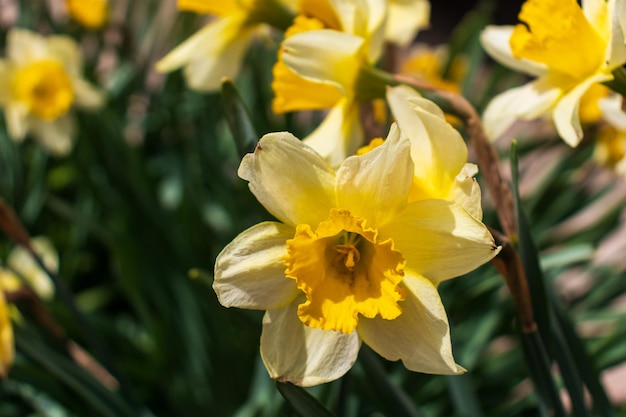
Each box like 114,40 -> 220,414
221,78 -> 259,158
358,346 -> 424,417
275,382 -> 336,417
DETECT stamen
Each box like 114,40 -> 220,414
334,244 -> 360,271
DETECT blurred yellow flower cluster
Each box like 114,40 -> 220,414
0,29 -> 104,156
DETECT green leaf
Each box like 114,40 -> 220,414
220,78 -> 259,158
510,140 -> 552,354
446,374 -> 484,417
14,326 -> 140,417
275,381 -> 336,417
358,346 -> 424,417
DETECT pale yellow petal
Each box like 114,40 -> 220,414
358,274 -> 465,375
450,164 -> 483,220
5,103 -> 31,142
387,86 -> 467,200
73,78 -> 105,109
7,29 -> 48,64
480,26 -> 547,77
213,221 -> 299,310
0,294 -> 13,378
47,36 -> 83,76
379,199 -> 499,284
385,0 -> 430,46
156,14 -> 254,92
260,296 -> 361,386
482,77 -> 562,140
30,115 -> 76,156
606,0 -> 626,69
553,72 -> 613,147
302,98 -> 363,167
600,95 -> 626,130
182,27 -> 255,92
336,124 -> 414,227
282,29 -> 363,95
238,132 -> 337,227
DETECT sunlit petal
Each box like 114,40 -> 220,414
238,132 -> 337,227
214,222 -> 299,310
336,124 -> 414,226
358,274 -> 465,374
380,199 -> 499,284
260,297 -> 361,386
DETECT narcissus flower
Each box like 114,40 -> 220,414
480,0 -> 626,146
156,0 -> 297,92
0,29 -> 104,156
213,121 -> 499,385
273,0 -> 387,165
66,0 -> 109,29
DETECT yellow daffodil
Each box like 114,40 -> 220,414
156,0 -> 297,92
213,118 -> 499,385
385,0 -> 430,46
595,95 -> 626,176
273,0 -> 387,165
66,0 -> 109,29
480,0 -> 626,146
0,29 -> 104,156
0,290 -> 12,378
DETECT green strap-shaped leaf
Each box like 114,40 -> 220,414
358,346 -> 424,417
220,78 -> 259,158
510,140 -> 552,354
511,141 -> 566,417
14,327 -> 140,417
275,381 -> 337,417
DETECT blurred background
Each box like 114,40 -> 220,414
0,0 -> 625,416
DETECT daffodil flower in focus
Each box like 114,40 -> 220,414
480,0 -> 626,146
213,121 -> 500,385
156,0 -> 297,92
273,0 -> 388,165
66,0 -> 109,29
0,29 -> 104,156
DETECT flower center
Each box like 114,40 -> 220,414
12,60 -> 74,121
284,208 -> 406,334
509,0 -> 606,80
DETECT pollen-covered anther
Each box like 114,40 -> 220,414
333,244 -> 360,271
